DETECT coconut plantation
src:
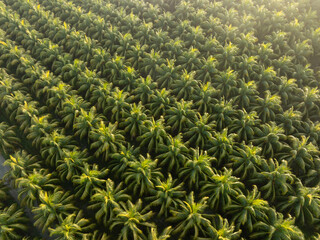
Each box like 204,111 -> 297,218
0,0 -> 320,239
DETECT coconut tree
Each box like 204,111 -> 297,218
56,148 -> 89,181
124,154 -> 163,196
179,148 -> 216,190
168,192 -> 214,239
201,168 -> 244,212
229,109 -> 260,142
89,179 -> 131,226
145,174 -> 186,218
109,144 -> 139,177
110,199 -> 154,240
0,204 -> 28,239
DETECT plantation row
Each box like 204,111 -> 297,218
0,0 -> 320,239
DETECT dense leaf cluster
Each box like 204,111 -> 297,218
0,0 -> 319,239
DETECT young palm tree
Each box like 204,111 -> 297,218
105,88 -> 130,123
210,215 -> 242,240
193,82 -> 218,114
147,88 -> 173,119
89,179 -> 131,226
147,226 -> 172,240
167,191 -> 214,239
171,70 -> 199,101
110,199 -> 154,240
201,168 -> 244,212
145,174 -> 185,218
0,204 -> 28,240
253,91 -> 282,123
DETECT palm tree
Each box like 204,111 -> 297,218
251,122 -> 287,158
296,87 -> 320,121
49,211 -> 94,240
168,192 -> 214,239
179,148 -> 215,189
277,180 -> 320,226
131,75 -> 157,104
252,159 -> 294,203
210,215 -> 242,240
229,109 -> 260,142
201,168 -> 244,212
89,121 -> 125,161
56,148 -> 89,181
89,179 -> 131,226
147,226 -> 172,240
156,134 -> 189,172
89,82 -> 112,112
253,91 -> 282,123
234,80 -> 258,109
145,174 -> 185,218
251,209 -> 304,240
278,136 -> 318,175
3,150 -> 40,181
193,82 -> 218,114
183,113 -> 215,149
208,128 -> 236,167
276,107 -> 302,136
0,204 -> 28,239
171,70 -> 199,101
124,154 -> 163,196
165,99 -> 196,134
33,189 -> 77,233
110,199 -> 154,240
40,129 -> 75,167
227,186 -> 269,232
147,88 -> 173,119
156,59 -> 179,89
212,99 -> 238,131
0,122 -> 20,155
16,168 -> 57,208
72,163 -> 108,200
109,144 -> 139,177
230,143 -> 264,180
137,117 -> 169,153
74,107 -> 103,141
105,88 -> 130,123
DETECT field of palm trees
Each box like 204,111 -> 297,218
0,0 -> 319,239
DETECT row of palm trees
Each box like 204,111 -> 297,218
0,0 -> 319,238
